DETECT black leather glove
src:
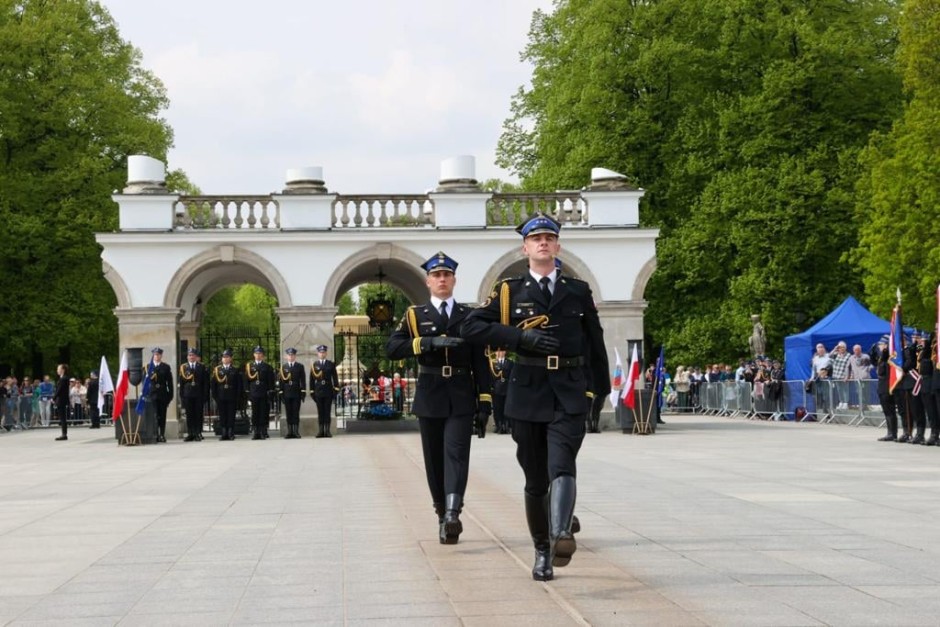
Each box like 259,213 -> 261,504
519,329 -> 560,355
429,336 -> 465,350
475,412 -> 487,438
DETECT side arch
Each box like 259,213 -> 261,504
101,260 -> 132,309
322,243 -> 428,305
164,246 -> 293,310
632,256 -> 657,301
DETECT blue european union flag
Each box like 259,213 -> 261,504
136,362 -> 153,414
655,346 -> 666,408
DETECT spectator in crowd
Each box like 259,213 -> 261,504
675,366 -> 691,412
19,377 -> 33,429
811,343 -> 831,379
69,378 -> 85,424
86,371 -> 101,429
828,341 -> 851,409
30,378 -> 42,428
848,344 -> 873,381
39,375 -> 54,427
814,366 -> 832,417
721,364 -> 734,381
5,377 -> 19,429
391,372 -> 406,413
0,380 -> 8,431
707,365 -> 721,383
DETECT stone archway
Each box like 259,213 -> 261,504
322,243 -> 428,307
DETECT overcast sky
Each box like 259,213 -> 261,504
100,0 -> 552,195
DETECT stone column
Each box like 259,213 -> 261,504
428,156 -> 491,228
114,307 -> 183,438
277,305 -> 339,436
178,322 -> 199,350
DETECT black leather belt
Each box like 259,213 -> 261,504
515,355 -> 584,370
418,365 -> 469,378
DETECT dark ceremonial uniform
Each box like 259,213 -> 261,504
279,359 -> 306,439
245,359 -> 275,439
55,373 -> 70,439
873,343 -> 899,441
898,342 -> 924,443
310,358 -> 339,438
932,336 -> 940,445
179,360 -> 209,441
86,376 -> 100,429
147,361 -> 174,442
211,360 -> 242,440
919,339 -> 938,445
491,355 -> 514,434
386,252 -> 492,545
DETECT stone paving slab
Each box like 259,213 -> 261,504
3,415 -> 940,625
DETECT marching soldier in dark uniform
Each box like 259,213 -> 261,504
899,331 -> 925,444
179,348 -> 209,442
921,333 -> 938,445
386,252 -> 492,545
212,348 -> 242,440
310,344 -> 339,438
147,348 -> 174,443
279,347 -> 306,439
464,213 -> 610,581
245,346 -> 275,440
490,347 -> 513,435
873,336 -> 899,442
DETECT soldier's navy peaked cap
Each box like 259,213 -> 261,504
516,212 -> 561,238
879,335 -> 890,344
285,347 -> 298,355
151,347 -> 163,354
253,345 -> 265,354
421,251 -> 458,274
316,344 -> 328,352
187,347 -> 200,356
222,348 -> 233,357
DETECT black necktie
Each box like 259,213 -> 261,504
540,276 -> 552,300
439,301 -> 449,327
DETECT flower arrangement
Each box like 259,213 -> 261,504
360,404 -> 402,421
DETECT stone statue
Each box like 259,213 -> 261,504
749,314 -> 766,358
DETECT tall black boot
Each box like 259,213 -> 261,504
315,421 -> 325,438
525,493 -> 553,581
549,476 -> 577,567
442,493 -> 463,544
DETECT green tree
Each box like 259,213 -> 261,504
500,0 -> 904,364
0,0 -> 173,376
201,286 -> 279,335
853,0 -> 940,328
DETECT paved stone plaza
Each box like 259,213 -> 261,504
2,415 -> 940,626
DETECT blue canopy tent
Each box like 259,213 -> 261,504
784,296 -> 890,381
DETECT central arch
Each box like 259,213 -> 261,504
323,244 -> 428,307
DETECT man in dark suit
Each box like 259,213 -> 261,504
280,347 -> 306,439
212,348 -> 242,440
147,348 -> 174,443
464,213 -> 610,581
386,252 -> 492,544
179,347 -> 209,442
85,370 -> 100,429
310,344 -> 339,438
245,346 -> 275,440
490,347 -> 514,435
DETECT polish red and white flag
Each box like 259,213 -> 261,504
111,351 -> 130,421
621,344 -> 641,409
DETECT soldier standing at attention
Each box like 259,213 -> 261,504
180,348 -> 209,442
147,348 -> 174,443
54,364 -> 70,441
386,252 -> 492,544
464,213 -> 610,581
280,347 -> 306,439
490,347 -> 514,435
245,346 -> 275,440
212,349 -> 242,441
310,344 -> 339,438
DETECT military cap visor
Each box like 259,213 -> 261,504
516,213 -> 561,238
222,349 -> 233,357
253,346 -> 265,354
151,347 -> 163,354
187,348 -> 200,356
315,345 -> 328,352
285,347 -> 298,355
421,251 -> 458,274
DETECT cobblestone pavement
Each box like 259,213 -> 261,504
2,415 -> 940,626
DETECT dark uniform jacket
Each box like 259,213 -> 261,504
244,361 -> 275,400
279,362 -> 307,400
491,357 -> 513,397
873,345 -> 890,395
919,344 -> 934,396
900,344 -> 918,391
178,361 -> 210,400
211,363 -> 243,401
310,360 -> 339,399
386,300 -> 491,418
85,378 -> 99,406
463,274 -> 610,422
147,362 -> 174,403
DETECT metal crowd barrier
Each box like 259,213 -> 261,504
696,378 -> 887,426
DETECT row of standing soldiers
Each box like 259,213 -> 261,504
874,331 -> 940,445
159,345 -> 339,442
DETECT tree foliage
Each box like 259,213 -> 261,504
853,0 -> 940,328
0,0 -> 173,376
499,0 -> 905,364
